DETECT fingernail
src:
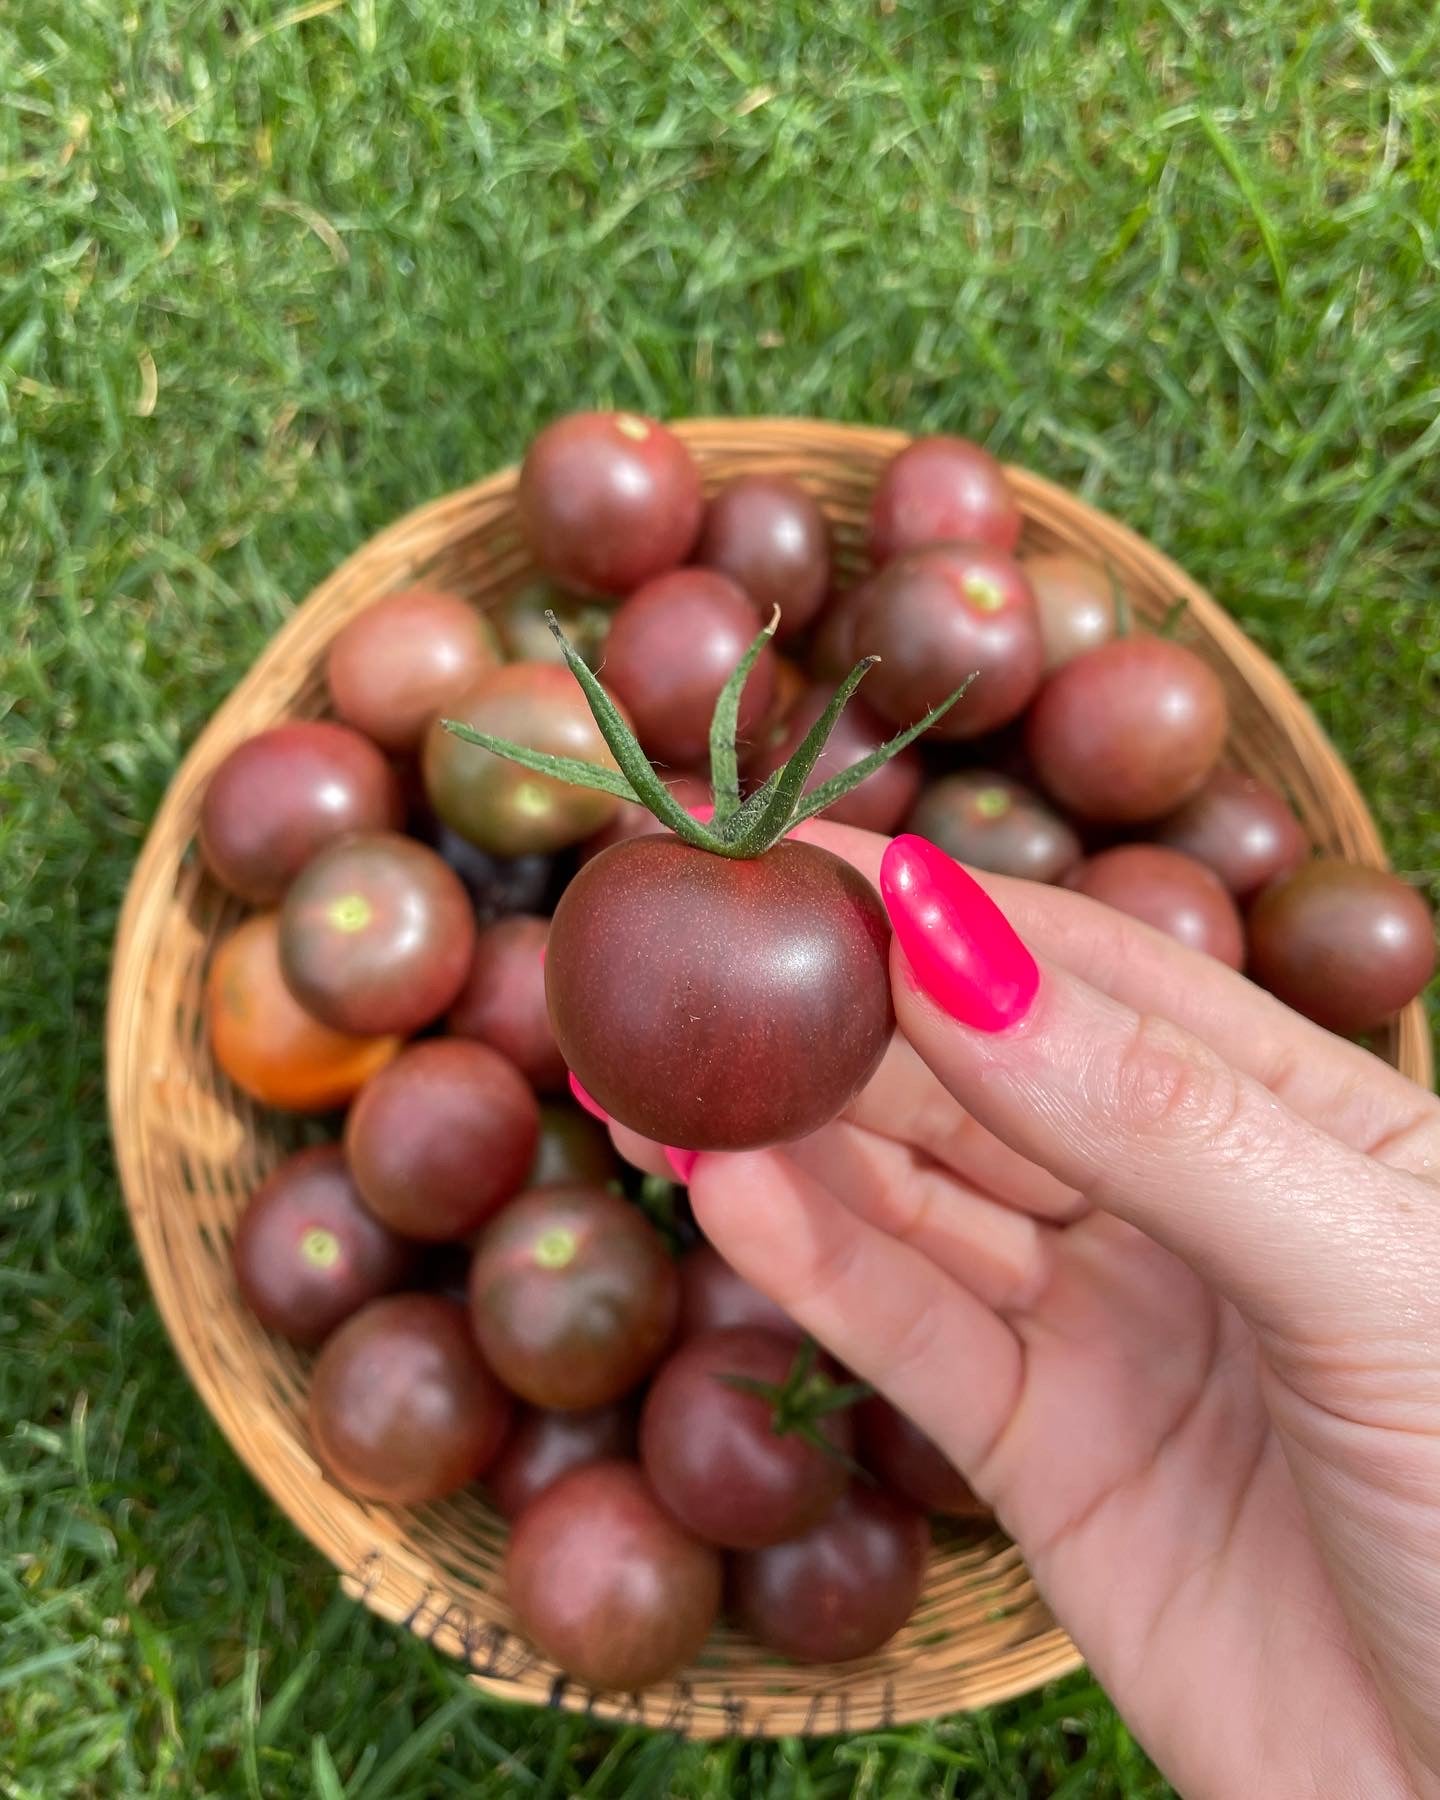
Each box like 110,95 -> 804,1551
665,1146 -> 698,1183
689,802 -> 716,824
568,1072 -> 609,1122
880,834 -> 1039,1032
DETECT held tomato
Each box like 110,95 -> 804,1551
344,1039 -> 540,1240
857,1396 -> 991,1518
446,914 -> 566,1091
308,1294 -> 512,1505
517,411 -> 703,596
639,1328 -> 852,1549
278,832 -> 475,1036
729,1485 -> 930,1663
468,1186 -> 679,1409
868,435 -> 1022,564
545,836 -> 893,1151
487,1403 -> 637,1520
232,1145 -> 415,1346
199,722 -> 401,905
324,587 -> 501,752
505,1461 -> 721,1690
1067,844 -> 1245,968
207,914 -> 399,1111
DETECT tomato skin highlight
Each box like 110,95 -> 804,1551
545,837 -> 894,1151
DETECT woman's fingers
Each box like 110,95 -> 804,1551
687,1147 -> 1022,1474
881,834 -> 1440,1341
796,819 -> 1440,1171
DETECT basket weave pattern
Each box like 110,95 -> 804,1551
108,420 -> 1432,1738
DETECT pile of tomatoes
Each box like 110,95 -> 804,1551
200,411 -> 1433,1692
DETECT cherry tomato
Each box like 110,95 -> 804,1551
199,722 -> 401,905
487,1403 -> 636,1520
1247,860 -> 1435,1035
517,411 -> 703,596
423,822 -> 560,923
345,1039 -> 540,1240
868,435 -> 1021,565
546,836 -> 893,1151
207,914 -> 399,1112
695,474 -> 832,636
640,1328 -> 851,1549
324,587 -> 501,752
232,1146 -> 415,1347
676,1244 -> 799,1342
308,1294 -> 512,1504
905,771 -> 1080,884
505,1461 -> 721,1689
730,1485 -> 930,1663
1025,636 -> 1227,823
496,581 -> 612,666
1068,844 -> 1244,967
446,914 -> 565,1091
807,580 -> 873,682
529,1103 -> 621,1188
1154,767 -> 1307,897
1019,550 -> 1118,671
578,772 -> 713,864
601,569 -> 775,767
857,1396 -> 990,1518
746,685 -> 921,835
468,1186 -> 679,1408
854,544 -> 1043,740
423,664 -> 624,857
278,832 -> 474,1036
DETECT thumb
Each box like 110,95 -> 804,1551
879,835 -> 1436,1340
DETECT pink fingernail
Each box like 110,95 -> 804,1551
568,1072 -> 609,1122
689,802 -> 716,824
538,945 -> 546,967
880,834 -> 1039,1032
665,1146 -> 698,1183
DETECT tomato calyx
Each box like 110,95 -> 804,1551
720,1337 -> 872,1473
442,612 -> 975,859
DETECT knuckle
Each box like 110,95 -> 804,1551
1105,1012 -> 1251,1162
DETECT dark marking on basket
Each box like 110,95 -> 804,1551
400,1585 -> 440,1633
547,1674 -> 570,1710
351,1550 -> 384,1600
608,1690 -> 648,1726
660,1680 -> 695,1734
880,1680 -> 896,1728
720,1689 -> 746,1735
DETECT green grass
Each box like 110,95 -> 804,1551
3,0 -> 1437,1792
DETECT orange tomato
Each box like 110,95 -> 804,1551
207,913 -> 399,1111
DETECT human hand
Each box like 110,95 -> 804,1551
609,821 -> 1440,1799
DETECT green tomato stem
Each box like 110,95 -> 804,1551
708,605 -> 780,825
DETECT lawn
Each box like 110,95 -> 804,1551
3,1 -> 1437,1793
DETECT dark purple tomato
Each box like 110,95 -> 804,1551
278,832 -> 474,1036
868,436 -> 1022,566
199,722 -> 402,905
517,411 -> 704,597
425,824 -> 559,923
469,1186 -> 679,1408
505,1461 -> 721,1689
746,685 -> 922,835
496,581 -> 612,666
807,580 -> 873,682
601,569 -> 776,768
487,1404 -> 636,1520
1247,860 -> 1435,1035
905,772 -> 1080,884
546,836 -> 894,1151
1154,767 -> 1307,897
207,914 -> 401,1112
1019,550 -> 1118,671
1068,844 -> 1245,968
695,474 -> 832,637
676,1245 -> 799,1343
529,1103 -> 622,1188
446,914 -> 565,1091
857,1396 -> 990,1518
730,1485 -> 930,1663
345,1038 -> 539,1239
423,664 -> 624,857
854,544 -> 1043,740
324,587 -> 501,752
640,1328 -> 851,1549
308,1294 -> 512,1504
1025,636 -> 1228,823
578,772 -> 713,864
232,1146 -> 415,1346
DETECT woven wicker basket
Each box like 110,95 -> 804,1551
108,419 -> 1433,1740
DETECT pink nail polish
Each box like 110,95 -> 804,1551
880,834 -> 1039,1032
665,1146 -> 698,1183
568,1071 -> 609,1122
689,802 -> 716,825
